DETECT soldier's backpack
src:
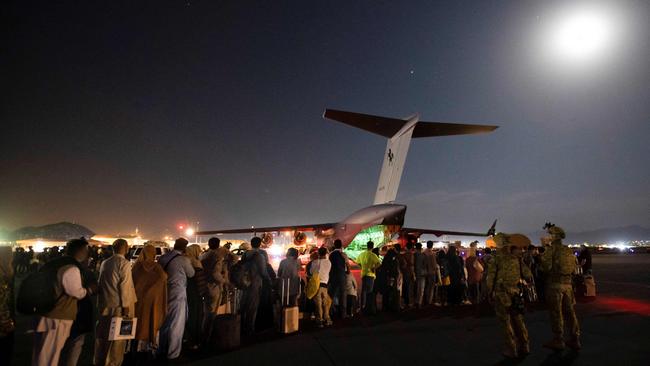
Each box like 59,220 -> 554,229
552,246 -> 576,276
16,256 -> 79,315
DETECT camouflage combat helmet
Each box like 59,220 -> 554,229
547,225 -> 566,240
492,233 -> 510,248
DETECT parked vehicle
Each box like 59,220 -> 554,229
127,241 -> 169,262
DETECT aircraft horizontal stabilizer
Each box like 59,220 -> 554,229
413,121 -> 498,137
403,219 -> 497,238
323,109 -> 498,138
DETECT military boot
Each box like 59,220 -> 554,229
566,336 -> 581,351
543,337 -> 565,351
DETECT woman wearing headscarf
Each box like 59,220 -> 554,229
184,244 -> 205,350
378,248 -> 401,312
446,245 -> 466,306
277,248 -> 301,306
131,244 -> 167,359
436,249 -> 449,305
465,242 -> 484,305
0,247 -> 15,364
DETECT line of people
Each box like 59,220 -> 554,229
354,240 -> 488,313
2,223 -> 586,364
21,235 -> 288,365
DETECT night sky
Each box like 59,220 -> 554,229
3,1 -> 649,237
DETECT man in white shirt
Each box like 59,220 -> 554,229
32,239 -> 96,366
94,239 -> 137,366
309,247 -> 332,327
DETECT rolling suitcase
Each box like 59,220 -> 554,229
277,278 -> 300,334
209,289 -> 241,351
583,275 -> 596,297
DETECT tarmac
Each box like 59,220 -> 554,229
11,253 -> 650,366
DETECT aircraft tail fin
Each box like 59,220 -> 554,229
373,116 -> 418,204
323,109 -> 499,204
487,219 -> 497,236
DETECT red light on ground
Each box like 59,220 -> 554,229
597,296 -> 650,316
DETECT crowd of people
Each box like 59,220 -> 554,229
12,245 -> 117,275
0,223 -> 595,364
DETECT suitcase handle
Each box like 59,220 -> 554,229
281,277 -> 300,307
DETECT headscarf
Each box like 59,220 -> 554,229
185,244 -> 203,269
136,244 -> 157,272
0,247 -> 13,279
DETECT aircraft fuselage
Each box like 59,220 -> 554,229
332,203 -> 406,247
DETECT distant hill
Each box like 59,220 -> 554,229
528,225 -> 650,244
12,222 -> 95,241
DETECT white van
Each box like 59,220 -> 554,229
127,241 -> 169,263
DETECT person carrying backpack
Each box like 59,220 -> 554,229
29,238 -> 97,366
540,224 -> 581,351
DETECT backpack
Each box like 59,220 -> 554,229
552,246 -> 577,276
230,251 -> 258,289
17,256 -> 79,315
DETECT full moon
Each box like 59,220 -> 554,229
546,7 -> 616,65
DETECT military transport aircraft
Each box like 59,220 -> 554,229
197,109 -> 498,253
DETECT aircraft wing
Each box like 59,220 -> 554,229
196,223 -> 336,236
403,220 -> 497,238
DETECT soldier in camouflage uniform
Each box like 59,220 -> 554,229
487,233 -> 533,358
540,225 -> 581,351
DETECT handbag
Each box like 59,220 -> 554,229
442,276 -> 451,286
305,273 -> 320,300
107,317 -> 138,341
216,290 -> 233,315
